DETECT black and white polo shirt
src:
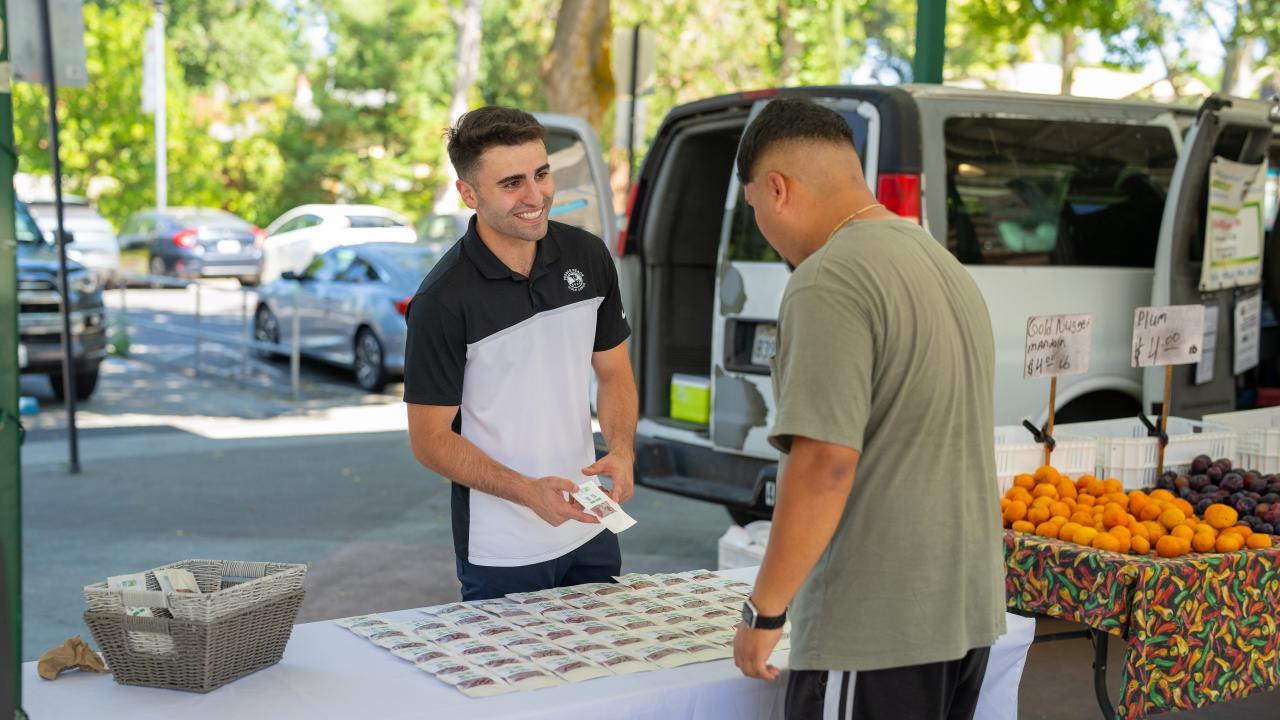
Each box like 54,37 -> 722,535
403,216 -> 630,567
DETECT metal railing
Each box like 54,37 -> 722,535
111,273 -> 304,400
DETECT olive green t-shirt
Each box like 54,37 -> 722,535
769,218 -> 1006,671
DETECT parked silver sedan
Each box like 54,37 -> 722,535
253,242 -> 444,392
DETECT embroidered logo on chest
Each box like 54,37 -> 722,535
563,268 -> 586,292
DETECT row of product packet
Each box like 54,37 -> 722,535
336,569 -> 787,697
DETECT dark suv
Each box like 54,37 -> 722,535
16,200 -> 106,400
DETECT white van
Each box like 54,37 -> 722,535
539,91 -> 1280,522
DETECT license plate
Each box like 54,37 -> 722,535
17,343 -> 27,369
217,239 -> 242,254
750,324 -> 777,366
764,480 -> 776,507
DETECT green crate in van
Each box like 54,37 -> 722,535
670,374 -> 711,425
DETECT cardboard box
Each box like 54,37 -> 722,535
670,373 -> 711,425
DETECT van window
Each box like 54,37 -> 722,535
945,117 -> 1179,267
727,108 -> 872,262
546,129 -> 604,238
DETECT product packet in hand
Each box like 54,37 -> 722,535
582,648 -> 655,675
571,481 -> 636,533
107,573 -> 154,618
487,660 -> 564,690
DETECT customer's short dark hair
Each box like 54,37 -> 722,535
446,106 -> 546,182
735,98 -> 855,185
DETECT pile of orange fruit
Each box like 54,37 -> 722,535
1001,465 -> 1273,557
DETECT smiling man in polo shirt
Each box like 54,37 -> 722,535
404,106 -> 638,601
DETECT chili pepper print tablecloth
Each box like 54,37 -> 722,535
1004,530 -> 1280,719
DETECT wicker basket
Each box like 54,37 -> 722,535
82,559 -> 307,691
85,590 -> 304,693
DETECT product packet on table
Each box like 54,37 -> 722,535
420,657 -> 514,698
572,481 -> 636,533
487,660 -> 564,690
582,648 -> 655,675
392,643 -> 453,664
107,573 -> 154,618
533,653 -> 612,682
664,636 -> 732,661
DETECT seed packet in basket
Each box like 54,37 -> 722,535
487,661 -> 564,690
582,648 -> 655,675
571,481 -> 636,533
533,654 -> 611,682
107,574 -> 154,618
153,568 -> 202,595
631,642 -> 698,669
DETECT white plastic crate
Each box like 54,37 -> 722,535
1055,417 -> 1237,491
994,425 -> 1096,494
716,521 -> 770,571
1204,406 -> 1280,474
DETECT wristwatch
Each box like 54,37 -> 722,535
741,597 -> 787,630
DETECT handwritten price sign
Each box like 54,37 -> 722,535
1024,314 -> 1093,379
1131,305 -> 1206,368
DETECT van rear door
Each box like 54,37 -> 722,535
535,113 -> 617,243
1149,97 -> 1280,417
710,96 -> 882,459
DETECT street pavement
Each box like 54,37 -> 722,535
14,286 -> 1279,718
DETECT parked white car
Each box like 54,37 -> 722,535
259,204 -> 416,283
26,198 -> 121,288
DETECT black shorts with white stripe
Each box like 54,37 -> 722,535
784,647 -> 991,720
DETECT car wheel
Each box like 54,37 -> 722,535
254,305 -> 283,360
49,365 -> 100,402
148,255 -> 168,289
353,328 -> 388,393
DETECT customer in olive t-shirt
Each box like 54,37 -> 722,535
730,98 -> 1005,720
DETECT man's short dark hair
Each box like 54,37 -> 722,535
446,106 -> 546,181
735,98 -> 855,185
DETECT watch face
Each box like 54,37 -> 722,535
741,601 -> 755,628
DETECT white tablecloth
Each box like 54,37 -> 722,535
21,567 -> 1034,720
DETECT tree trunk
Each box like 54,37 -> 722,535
1220,35 -> 1259,98
777,0 -> 800,86
1059,29 -> 1077,96
541,0 -> 614,130
433,0 -> 484,214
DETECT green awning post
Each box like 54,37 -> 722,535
913,0 -> 946,84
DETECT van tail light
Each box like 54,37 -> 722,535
616,181 -> 641,255
876,173 -> 922,225
394,296 -> 413,316
172,228 -> 199,249
252,226 -> 267,249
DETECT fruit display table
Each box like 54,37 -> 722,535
1005,530 -> 1280,719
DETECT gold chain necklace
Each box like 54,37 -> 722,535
826,202 -> 885,243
